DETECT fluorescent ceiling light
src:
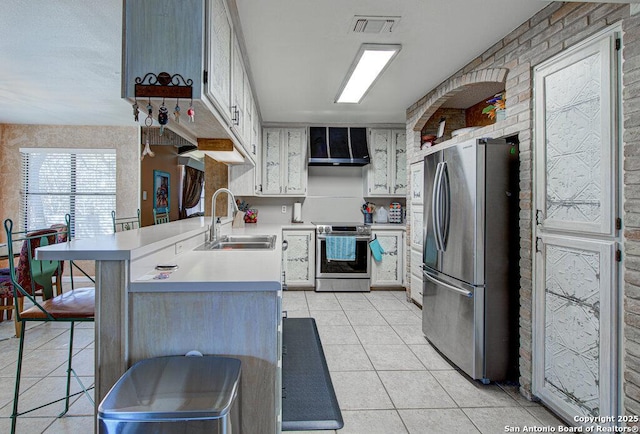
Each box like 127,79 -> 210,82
182,149 -> 246,165
203,149 -> 245,164
336,44 -> 401,104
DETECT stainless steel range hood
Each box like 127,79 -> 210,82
308,127 -> 370,166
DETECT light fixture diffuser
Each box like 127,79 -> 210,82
336,44 -> 401,104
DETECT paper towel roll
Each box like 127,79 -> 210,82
293,202 -> 302,222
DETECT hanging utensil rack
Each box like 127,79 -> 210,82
134,72 -> 193,99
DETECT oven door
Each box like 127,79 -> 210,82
316,234 -> 371,278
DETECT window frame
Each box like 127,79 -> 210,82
20,148 -> 117,238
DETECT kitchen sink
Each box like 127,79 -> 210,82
197,234 -> 277,250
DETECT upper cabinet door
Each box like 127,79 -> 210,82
368,129 -> 392,195
123,0 -> 204,99
410,161 -> 424,204
243,74 -> 253,148
252,100 -> 260,157
366,128 -> 406,197
231,38 -> 245,139
392,130 -> 407,195
206,0 -> 231,119
535,34 -> 616,237
285,128 -> 307,195
263,128 -> 283,194
261,127 -> 307,196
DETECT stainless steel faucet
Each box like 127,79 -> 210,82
210,188 -> 239,242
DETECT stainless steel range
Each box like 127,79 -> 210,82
313,222 -> 371,292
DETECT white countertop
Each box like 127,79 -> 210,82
130,249 -> 282,291
281,222 -> 316,230
370,223 -> 406,230
131,222 -> 285,291
34,219 -> 403,292
36,218 -> 209,261
36,218 -> 287,291
131,223 -> 282,292
281,222 -> 405,231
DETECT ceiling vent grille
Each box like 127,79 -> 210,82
350,16 -> 399,34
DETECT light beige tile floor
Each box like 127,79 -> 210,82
283,289 -> 567,434
0,289 -> 566,433
0,308 -> 95,434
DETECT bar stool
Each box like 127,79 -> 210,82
153,209 -> 170,225
4,217 -> 95,434
111,209 -> 141,232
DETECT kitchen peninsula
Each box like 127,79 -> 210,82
36,218 -> 283,434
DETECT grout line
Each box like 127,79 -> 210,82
4,289 -> 553,432
459,407 -> 485,433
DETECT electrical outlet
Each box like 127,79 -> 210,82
175,242 -> 184,255
281,205 -> 287,214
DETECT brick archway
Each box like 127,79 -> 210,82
410,68 -> 509,132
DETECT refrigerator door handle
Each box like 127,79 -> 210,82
423,269 -> 474,298
441,161 -> 451,250
432,162 -> 444,251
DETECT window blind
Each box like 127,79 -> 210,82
20,149 -> 117,239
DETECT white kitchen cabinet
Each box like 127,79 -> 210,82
209,0 -> 256,152
243,74 -> 254,150
409,162 -> 425,249
228,88 -> 261,197
124,0 -> 205,98
250,101 -> 261,190
124,0 -> 259,150
409,161 -> 424,305
282,229 -> 315,288
393,130 -> 407,195
251,100 -> 260,158
231,37 -> 246,143
207,0 -> 232,122
262,128 -> 307,196
370,230 -> 404,288
228,162 -> 256,196
410,161 -> 424,204
365,129 -> 406,197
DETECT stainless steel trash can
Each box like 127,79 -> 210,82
98,355 -> 241,434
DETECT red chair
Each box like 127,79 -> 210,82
0,271 -> 12,322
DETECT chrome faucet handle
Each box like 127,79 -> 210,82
210,188 -> 238,242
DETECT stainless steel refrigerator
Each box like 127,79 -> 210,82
422,137 -> 519,383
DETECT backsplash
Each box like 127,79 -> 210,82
235,165 -> 405,225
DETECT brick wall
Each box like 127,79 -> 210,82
405,1 -> 634,409
623,9 -> 640,419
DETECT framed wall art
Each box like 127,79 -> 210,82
153,170 -> 170,213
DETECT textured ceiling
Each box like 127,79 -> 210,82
0,0 -> 548,127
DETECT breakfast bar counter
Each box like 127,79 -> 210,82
37,218 -> 284,434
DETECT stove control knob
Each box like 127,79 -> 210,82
318,226 -> 324,233
357,226 -> 364,233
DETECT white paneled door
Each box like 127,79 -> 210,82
533,27 -> 620,424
